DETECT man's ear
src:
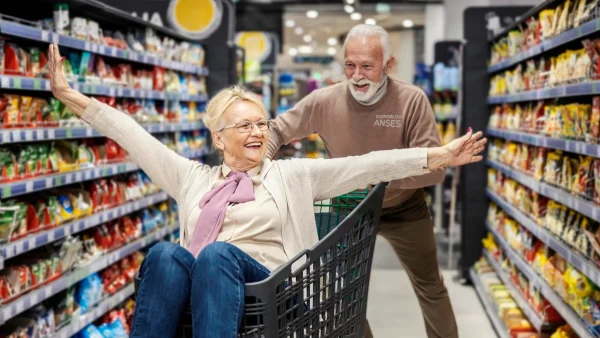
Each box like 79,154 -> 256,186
212,131 -> 225,151
385,56 -> 396,74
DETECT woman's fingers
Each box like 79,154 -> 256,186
471,155 -> 483,163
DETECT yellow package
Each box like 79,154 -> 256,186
563,104 -> 578,138
540,9 -> 556,38
578,104 -> 591,139
558,1 -> 572,34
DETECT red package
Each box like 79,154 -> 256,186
153,66 -> 165,91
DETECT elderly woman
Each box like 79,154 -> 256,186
47,44 -> 485,338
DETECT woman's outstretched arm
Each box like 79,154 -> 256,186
297,130 -> 487,202
48,44 -> 199,201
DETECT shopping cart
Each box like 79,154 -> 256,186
137,183 -> 386,338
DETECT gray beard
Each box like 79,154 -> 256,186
351,76 -> 388,106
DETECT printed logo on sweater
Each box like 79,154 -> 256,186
374,115 -> 401,128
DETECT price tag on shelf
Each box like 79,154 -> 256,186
41,30 -> 49,42
84,41 -> 91,51
36,129 -> 44,140
53,34 -> 59,44
1,76 -> 10,88
25,180 -> 33,193
15,300 -> 24,314
44,80 -> 51,90
12,131 -> 21,142
33,79 -> 41,90
13,77 -> 22,89
66,129 -> 73,138
53,176 -> 62,187
2,186 -> 11,198
99,45 -> 105,54
111,47 -> 117,57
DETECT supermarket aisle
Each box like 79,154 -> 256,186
367,237 -> 496,338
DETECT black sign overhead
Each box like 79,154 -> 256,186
293,56 -> 334,64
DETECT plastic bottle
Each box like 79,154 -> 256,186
53,4 -> 70,35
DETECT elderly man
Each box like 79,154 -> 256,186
266,24 -> 458,338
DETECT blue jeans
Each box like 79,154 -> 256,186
130,241 -> 270,338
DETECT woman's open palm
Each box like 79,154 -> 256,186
48,44 -> 71,99
444,130 -> 487,167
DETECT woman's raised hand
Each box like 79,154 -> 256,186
48,44 -> 71,101
442,128 -> 487,167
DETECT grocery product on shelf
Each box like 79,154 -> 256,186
0,251 -> 141,338
489,1 -> 599,67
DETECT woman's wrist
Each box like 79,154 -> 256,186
426,147 -> 450,171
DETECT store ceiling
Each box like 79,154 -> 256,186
282,4 -> 425,55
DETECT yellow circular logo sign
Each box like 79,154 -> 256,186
235,32 -> 272,63
168,0 -> 222,39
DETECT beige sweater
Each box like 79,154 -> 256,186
82,98 -> 431,270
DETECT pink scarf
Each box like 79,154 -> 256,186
188,171 -> 255,257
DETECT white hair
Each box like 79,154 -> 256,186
343,24 -> 392,63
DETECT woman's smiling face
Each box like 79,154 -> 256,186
213,100 -> 269,172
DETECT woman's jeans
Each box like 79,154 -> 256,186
130,241 -> 270,338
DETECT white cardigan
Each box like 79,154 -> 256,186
82,99 -> 431,267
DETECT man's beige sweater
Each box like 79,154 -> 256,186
267,79 -> 444,221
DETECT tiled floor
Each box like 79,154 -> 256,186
366,237 -> 496,338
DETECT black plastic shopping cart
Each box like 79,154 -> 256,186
138,183 -> 386,338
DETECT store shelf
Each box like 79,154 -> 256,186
488,18 -> 600,73
480,246 -> 546,331
487,128 -> 600,158
488,81 -> 600,104
488,159 -> 600,222
0,75 -> 208,103
0,147 -> 209,199
54,283 -> 135,338
486,188 -> 600,286
0,20 -> 208,76
0,191 -> 169,266
484,226 -> 595,338
0,223 -> 176,325
470,268 -> 511,338
0,121 -> 205,144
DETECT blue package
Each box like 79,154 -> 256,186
75,273 -> 103,314
79,325 -> 105,338
108,318 -> 129,338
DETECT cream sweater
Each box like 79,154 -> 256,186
82,98 -> 431,270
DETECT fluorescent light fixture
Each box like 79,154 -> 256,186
307,10 -> 318,18
403,19 -> 414,28
294,27 -> 304,35
285,19 -> 295,28
288,48 -> 298,56
327,37 -> 337,46
327,47 -> 336,55
344,5 -> 354,13
298,45 -> 313,54
350,12 -> 362,21
303,35 -> 312,43
346,0 -> 355,4
365,18 -> 376,25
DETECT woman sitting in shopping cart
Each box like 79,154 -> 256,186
47,44 -> 485,338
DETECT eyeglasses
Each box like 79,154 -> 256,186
219,120 -> 271,133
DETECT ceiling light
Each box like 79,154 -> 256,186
294,27 -> 304,35
307,10 -> 318,19
346,0 -> 355,4
365,18 -> 376,25
403,19 -> 414,28
285,19 -> 295,28
298,45 -> 313,54
327,37 -> 337,46
350,13 -> 362,21
327,47 -> 336,56
288,48 -> 298,56
344,5 -> 355,13
303,35 -> 312,43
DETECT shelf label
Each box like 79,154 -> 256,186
65,128 -> 73,138
2,186 -> 11,198
1,76 -> 9,88
33,79 -> 41,90
13,77 -> 22,89
111,48 -> 117,57
53,176 -> 62,186
41,30 -> 49,42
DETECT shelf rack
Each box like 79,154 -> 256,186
469,267 -> 511,338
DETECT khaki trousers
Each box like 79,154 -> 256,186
364,217 -> 459,338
